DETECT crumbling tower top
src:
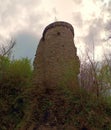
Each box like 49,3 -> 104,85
43,21 -> 74,39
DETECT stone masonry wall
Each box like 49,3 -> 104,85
33,21 -> 80,90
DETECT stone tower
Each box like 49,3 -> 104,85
33,21 -> 80,90
19,21 -> 80,130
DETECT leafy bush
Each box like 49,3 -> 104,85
0,56 -> 32,130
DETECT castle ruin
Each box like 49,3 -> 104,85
20,21 -> 80,130
33,21 -> 80,90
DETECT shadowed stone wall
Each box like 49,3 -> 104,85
33,21 -> 80,90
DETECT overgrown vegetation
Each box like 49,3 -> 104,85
80,52 -> 111,97
0,56 -> 32,130
1,41 -> 111,130
23,86 -> 111,130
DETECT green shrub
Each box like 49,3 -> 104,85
0,56 -> 32,130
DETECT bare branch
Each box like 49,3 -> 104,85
0,39 -> 16,57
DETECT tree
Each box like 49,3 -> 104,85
0,39 -> 16,57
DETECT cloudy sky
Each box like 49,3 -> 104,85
0,0 -> 111,61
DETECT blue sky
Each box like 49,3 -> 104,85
0,0 -> 111,61
12,31 -> 38,62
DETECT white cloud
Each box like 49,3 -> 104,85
0,0 -> 111,60
0,0 -> 47,41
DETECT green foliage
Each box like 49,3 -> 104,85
1,54 -> 111,130
26,86 -> 111,130
97,62 -> 111,96
0,56 -> 32,130
19,57 -> 111,130
80,57 -> 111,97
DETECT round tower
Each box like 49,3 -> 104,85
33,21 -> 80,90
